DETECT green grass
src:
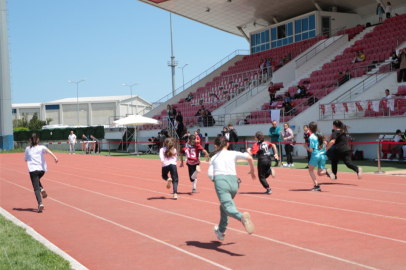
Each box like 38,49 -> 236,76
0,214 -> 72,270
0,148 -> 25,154
238,158 -> 406,173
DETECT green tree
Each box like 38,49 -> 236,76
13,112 -> 52,130
13,113 -> 28,129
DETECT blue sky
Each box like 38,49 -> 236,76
8,0 -> 248,104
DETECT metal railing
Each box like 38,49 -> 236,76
137,49 -> 249,116
295,26 -> 347,68
319,97 -> 406,120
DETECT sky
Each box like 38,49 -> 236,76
7,0 -> 249,104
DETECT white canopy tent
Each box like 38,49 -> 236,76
111,115 -> 160,155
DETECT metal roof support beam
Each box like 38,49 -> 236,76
271,16 -> 278,24
311,0 -> 322,11
237,26 -> 250,43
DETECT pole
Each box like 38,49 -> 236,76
169,13 -> 177,97
182,68 -> 185,91
108,141 -> 111,156
77,83 -> 79,125
374,140 -> 385,174
131,85 -> 133,115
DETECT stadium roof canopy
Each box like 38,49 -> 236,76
139,0 -> 401,37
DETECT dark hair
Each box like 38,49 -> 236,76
303,125 -> 309,129
255,131 -> 265,143
396,129 -> 401,134
164,138 -> 176,158
205,133 -> 208,136
29,133 -> 39,148
309,122 -> 324,150
189,135 -> 196,146
211,136 -> 228,155
333,120 -> 349,135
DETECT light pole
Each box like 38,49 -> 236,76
167,13 -> 178,97
122,82 -> 140,115
68,78 -> 86,126
178,63 -> 188,91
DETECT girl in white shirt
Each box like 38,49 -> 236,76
207,136 -> 256,241
159,138 -> 179,200
24,133 -> 58,213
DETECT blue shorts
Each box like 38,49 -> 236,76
309,153 -> 326,169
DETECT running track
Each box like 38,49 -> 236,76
1,153 -> 406,270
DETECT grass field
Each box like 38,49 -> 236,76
0,214 -> 72,270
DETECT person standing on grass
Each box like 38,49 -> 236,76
247,131 -> 278,194
180,135 -> 210,193
24,133 -> 58,213
303,125 -> 312,168
303,122 -> 335,192
208,136 -> 256,241
326,120 -> 362,180
281,123 -> 294,167
68,130 -> 77,154
160,138 -> 179,200
269,121 -> 283,166
204,133 -> 210,153
90,135 -> 99,155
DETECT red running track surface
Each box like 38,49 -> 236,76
1,153 -> 406,270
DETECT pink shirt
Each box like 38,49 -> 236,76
159,147 -> 177,167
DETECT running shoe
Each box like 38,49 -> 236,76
312,185 -> 321,191
290,164 -> 294,167
357,167 -> 363,179
326,169 -> 336,181
192,189 -> 196,193
241,212 -> 255,234
173,193 -> 178,200
166,178 -> 172,189
265,188 -> 272,194
191,170 -> 198,180
304,165 -> 309,169
213,225 -> 225,241
37,204 -> 44,213
283,163 -> 289,167
40,189 -> 48,199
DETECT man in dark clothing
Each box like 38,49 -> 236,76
227,124 -> 238,150
398,48 -> 406,83
89,135 -> 100,154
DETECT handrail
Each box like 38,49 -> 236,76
295,26 -> 347,68
397,32 -> 406,48
137,49 -> 249,116
319,97 -> 405,120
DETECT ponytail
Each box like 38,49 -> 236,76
164,138 -> 176,158
333,120 -> 349,135
255,131 -> 264,143
29,133 -> 39,148
210,136 -> 228,155
309,122 -> 324,150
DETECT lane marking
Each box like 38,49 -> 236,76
1,179 -> 380,270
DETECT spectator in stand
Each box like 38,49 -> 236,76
303,125 -> 312,168
268,82 -> 277,104
283,55 -> 290,65
391,51 -> 400,69
195,105 -> 206,126
390,129 -> 405,161
206,111 -> 215,127
271,58 -> 277,71
175,111 -> 183,124
185,92 -> 194,102
377,3 -> 385,23
259,59 -> 265,73
211,93 -> 219,108
386,2 -> 392,18
227,124 -> 239,151
383,89 -> 392,99
281,123 -> 294,167
337,72 -> 344,86
278,58 -> 284,68
343,70 -> 351,84
294,85 -> 303,99
398,48 -> 406,83
282,92 -> 292,111
244,115 -> 252,125
269,120 -> 283,166
360,51 -> 366,62
288,53 -> 292,60
351,51 -> 364,64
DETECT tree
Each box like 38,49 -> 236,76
13,112 -> 52,130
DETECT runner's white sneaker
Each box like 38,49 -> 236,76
357,167 -> 363,179
38,204 -> 44,213
326,169 -> 336,181
241,212 -> 254,234
213,225 -> 225,241
166,178 -> 172,189
40,189 -> 47,199
173,193 -> 178,200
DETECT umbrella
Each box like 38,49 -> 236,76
111,115 -> 160,155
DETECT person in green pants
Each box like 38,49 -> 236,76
207,136 -> 256,241
269,120 -> 284,166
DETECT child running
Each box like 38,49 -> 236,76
247,131 -> 278,194
303,122 -> 335,191
24,133 -> 58,213
208,136 -> 256,241
180,135 -> 210,193
159,138 -> 179,200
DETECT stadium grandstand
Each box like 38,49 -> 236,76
132,0 -> 406,159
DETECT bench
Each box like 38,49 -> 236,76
377,135 -> 398,159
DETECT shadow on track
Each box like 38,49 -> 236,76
185,241 -> 244,256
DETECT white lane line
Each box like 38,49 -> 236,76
4,166 -> 406,220
0,180 -> 231,270
0,178 -> 380,270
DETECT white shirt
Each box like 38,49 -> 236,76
205,136 -> 209,143
384,94 -> 392,99
386,5 -> 392,13
394,135 -> 402,142
68,134 -> 77,144
207,150 -> 249,180
24,145 -> 48,172
159,147 -> 177,167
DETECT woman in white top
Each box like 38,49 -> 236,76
385,2 -> 392,18
159,138 -> 179,200
207,136 -> 256,241
24,133 -> 58,213
204,133 -> 209,153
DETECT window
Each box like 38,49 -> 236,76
271,22 -> 293,48
45,105 -> 60,110
12,109 -> 16,114
295,14 -> 316,42
250,29 -> 270,54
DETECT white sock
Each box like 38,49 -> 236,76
193,179 -> 197,190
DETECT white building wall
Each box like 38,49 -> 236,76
92,102 -> 116,125
45,110 -> 60,125
62,104 -> 89,126
319,11 -> 362,32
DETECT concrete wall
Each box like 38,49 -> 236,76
319,11 -> 362,32
92,102 -> 116,125
62,104 -> 89,126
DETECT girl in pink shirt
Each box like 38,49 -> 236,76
159,138 -> 179,200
